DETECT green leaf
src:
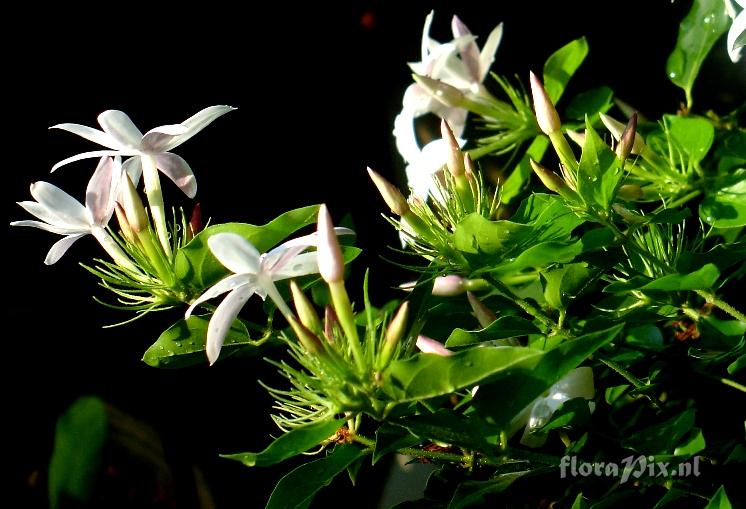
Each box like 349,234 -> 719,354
571,493 -> 588,509
511,193 -> 584,241
642,263 -> 720,291
373,425 -> 420,465
447,471 -> 528,509
666,0 -> 729,107
502,136 -> 550,205
543,37 -> 589,103
621,409 -> 695,455
577,119 -> 622,211
543,262 -> 592,309
265,445 -> 365,509
703,486 -> 732,509
674,427 -> 706,456
453,215 -> 533,257
728,354 -> 746,374
445,316 -> 540,347
493,240 -> 584,276
537,397 -> 591,433
665,115 -> 715,164
625,325 -> 664,348
174,205 -> 320,290
142,315 -> 258,368
700,171 -> 746,228
221,419 -> 344,468
605,384 -> 630,405
470,326 -> 623,429
566,86 -> 614,121
49,397 -> 108,509
395,410 -> 496,451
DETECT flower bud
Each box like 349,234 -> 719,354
288,317 -> 325,356
616,113 -> 638,160
530,159 -> 570,195
612,203 -> 645,224
432,275 -> 467,296
599,113 -> 646,155
617,184 -> 644,201
290,280 -> 322,332
120,172 -> 148,233
467,291 -> 496,328
189,202 -> 202,238
463,153 -> 476,178
416,335 -> 453,356
413,74 -> 466,109
566,130 -> 586,148
379,301 -> 410,368
317,204 -> 344,283
440,119 -> 465,177
529,71 -> 561,135
324,305 -> 338,343
114,202 -> 137,244
367,168 -> 410,216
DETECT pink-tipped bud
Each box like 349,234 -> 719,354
120,172 -> 147,232
529,159 -> 570,195
529,71 -> 561,135
114,202 -> 137,244
432,275 -> 467,296
416,335 -> 453,356
288,317 -> 325,355
290,280 -> 322,332
467,291 -> 497,328
413,74 -> 466,108
367,167 -> 410,216
189,202 -> 202,238
616,113 -> 638,160
599,113 -> 646,155
440,119 -> 465,177
463,153 -> 476,178
566,130 -> 587,147
317,204 -> 344,283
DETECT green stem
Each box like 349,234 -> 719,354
719,378 -> 746,393
659,189 -> 702,211
141,156 -> 173,259
329,281 -> 366,373
598,355 -> 662,410
694,290 -> 746,323
483,274 -> 558,332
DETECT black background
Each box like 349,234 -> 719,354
5,1 -> 744,507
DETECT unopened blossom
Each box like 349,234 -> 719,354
186,227 -> 353,365
726,0 -> 746,62
416,335 -> 453,356
11,157 -> 136,269
405,137 -> 466,201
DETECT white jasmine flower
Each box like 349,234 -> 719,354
726,0 -> 746,62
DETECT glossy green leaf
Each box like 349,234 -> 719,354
703,486 -> 732,509
665,115 -> 715,164
222,418 -> 344,467
577,119 -> 622,211
537,397 -> 591,433
621,409 -> 695,455
174,205 -> 320,289
566,86 -> 614,120
373,425 -> 420,465
447,471 -> 529,509
142,315 -> 257,368
543,262 -> 592,309
677,242 -> 746,273
470,326 -> 622,429
502,136 -> 550,204
649,208 -> 692,225
543,37 -> 589,103
445,316 -> 540,347
511,193 -> 584,240
265,445 -> 365,509
493,240 -> 584,276
605,384 -> 630,405
700,172 -> 746,228
453,215 -> 533,257
642,263 -> 720,291
571,493 -> 589,509
674,427 -> 706,456
625,325 -> 664,348
728,354 -> 746,374
666,0 -> 729,107
395,410 -> 496,451
49,397 -> 108,509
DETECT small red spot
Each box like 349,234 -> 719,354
360,10 -> 375,30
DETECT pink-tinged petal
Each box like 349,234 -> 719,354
416,335 -> 453,356
154,153 -> 197,198
29,182 -> 89,227
206,285 -> 255,365
432,275 -> 466,296
141,124 -> 189,153
478,23 -> 504,82
44,233 -> 88,265
10,219 -> 87,235
122,157 -> 143,187
97,110 -> 144,148
316,205 -> 344,283
451,16 -> 480,83
208,233 -> 262,275
16,201 -> 77,228
271,252 -> 319,280
159,105 -> 236,152
50,123 -> 122,150
51,149 -> 134,172
271,227 -> 355,253
728,10 -> 746,62
420,10 -> 435,60
185,273 -> 254,318
86,157 -> 115,226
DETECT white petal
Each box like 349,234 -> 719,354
416,335 -> 453,356
451,16 -> 480,83
393,102 -> 422,164
728,10 -> 746,62
258,274 -> 294,320
154,153 -> 197,198
10,219 -> 87,235
140,124 -> 189,153
50,123 -> 123,150
271,252 -> 320,280
206,285 -> 255,365
548,367 -> 595,401
478,23 -> 504,82
208,233 -> 262,274
86,157 -> 115,226
16,201 -> 77,228
122,157 -> 143,187
270,226 -> 355,253
51,149 -> 133,172
97,110 -> 144,148
159,105 -> 236,152
44,233 -> 88,265
185,273 -> 254,317
30,182 -> 89,227
420,10 -> 435,60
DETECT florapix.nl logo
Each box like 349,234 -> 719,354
560,455 -> 702,484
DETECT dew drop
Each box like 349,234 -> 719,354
706,216 -> 714,222
703,15 -> 712,24
669,71 -> 678,79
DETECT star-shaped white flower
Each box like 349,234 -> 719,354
50,106 -> 235,198
186,227 -> 353,365
11,157 -> 131,266
726,0 -> 746,62
393,11 -> 503,166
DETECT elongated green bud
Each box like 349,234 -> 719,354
114,202 -> 137,244
529,71 -> 561,135
530,159 -> 568,194
288,317 -> 325,356
120,173 -> 148,233
467,291 -> 496,328
616,113 -> 638,160
617,184 -> 644,201
440,119 -> 465,177
367,167 -> 410,216
290,280 -> 322,333
379,301 -> 410,368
